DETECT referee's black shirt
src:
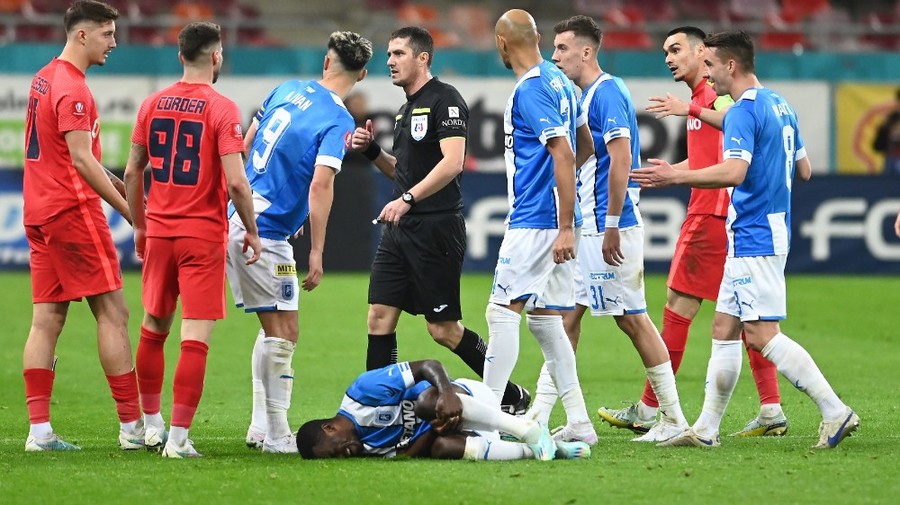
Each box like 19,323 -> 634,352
391,77 -> 468,215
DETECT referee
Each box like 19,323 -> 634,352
351,26 -> 529,414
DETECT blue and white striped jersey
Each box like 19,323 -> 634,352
578,73 -> 642,234
722,87 -> 807,257
229,79 -> 354,240
337,362 -> 433,458
503,60 -> 584,230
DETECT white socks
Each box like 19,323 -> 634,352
29,422 -> 52,439
526,363 -> 557,425
761,332 -> 847,421
263,336 -> 296,441
483,304 -> 521,400
694,339 -> 742,437
250,329 -> 267,434
169,426 -> 188,446
463,437 -> 531,460
645,361 -> 687,425
457,393 -> 533,440
527,314 -> 590,425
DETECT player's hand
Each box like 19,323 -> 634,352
350,119 -> 375,151
551,228 -> 576,264
133,228 -> 146,262
430,391 -> 464,435
378,197 -> 412,226
631,159 -> 678,189
302,251 -> 323,291
646,93 -> 689,119
602,227 -> 624,266
243,232 -> 263,265
291,225 -> 304,239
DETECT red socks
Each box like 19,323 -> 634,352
171,340 -> 209,429
641,307 -> 692,408
136,326 -> 168,415
24,368 -> 54,424
744,333 -> 781,405
106,369 -> 141,423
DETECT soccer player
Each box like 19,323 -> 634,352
632,31 -> 859,449
598,26 -> 791,438
21,0 -> 141,452
233,31 -> 372,453
124,21 -> 262,458
296,359 -> 590,461
350,26 -> 530,415
523,15 -> 689,444
482,9 -> 596,445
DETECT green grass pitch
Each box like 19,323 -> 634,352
0,272 -> 897,504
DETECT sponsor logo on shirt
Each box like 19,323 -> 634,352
343,130 -> 352,149
441,118 -> 465,128
91,119 -> 100,139
74,102 -> 85,116
275,263 -> 297,276
233,123 -> 243,139
448,106 -> 459,118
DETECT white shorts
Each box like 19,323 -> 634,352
715,255 -> 787,322
226,220 -> 299,312
574,226 -> 647,316
488,228 -> 578,311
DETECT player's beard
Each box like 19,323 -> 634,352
213,68 -> 220,84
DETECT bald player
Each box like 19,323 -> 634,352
482,9 -> 597,445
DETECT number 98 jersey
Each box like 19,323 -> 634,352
132,81 -> 245,242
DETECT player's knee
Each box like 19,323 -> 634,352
426,321 -> 462,348
430,436 -> 462,459
366,305 -> 397,334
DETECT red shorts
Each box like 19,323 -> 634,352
26,203 -> 122,303
666,214 -> 727,301
142,236 -> 226,320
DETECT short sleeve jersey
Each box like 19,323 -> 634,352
721,88 -> 807,257
337,362 -> 434,458
235,80 -> 354,240
578,73 -> 641,234
391,78 -> 468,215
503,61 -> 584,230
686,80 -> 731,217
132,82 -> 244,242
23,58 -> 102,226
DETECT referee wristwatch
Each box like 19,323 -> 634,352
401,191 -> 416,206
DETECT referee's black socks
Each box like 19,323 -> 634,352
366,333 -> 398,371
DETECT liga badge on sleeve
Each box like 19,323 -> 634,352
411,114 -> 428,141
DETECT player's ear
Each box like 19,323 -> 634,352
357,68 -> 368,83
177,51 -> 185,66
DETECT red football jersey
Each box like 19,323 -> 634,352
686,80 -> 730,217
23,58 -> 103,226
132,82 -> 244,242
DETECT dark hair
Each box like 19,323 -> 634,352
64,0 -> 118,33
178,22 -> 221,63
704,30 -> 755,73
667,26 -> 707,45
553,15 -> 602,47
389,26 -> 434,67
328,31 -> 373,72
296,419 -> 328,459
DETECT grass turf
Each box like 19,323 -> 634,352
0,272 -> 896,504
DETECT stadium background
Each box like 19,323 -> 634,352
1,0 -> 898,275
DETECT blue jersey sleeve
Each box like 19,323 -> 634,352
316,112 -> 354,171
254,83 -> 282,123
344,362 -> 416,406
591,87 -> 632,145
722,105 -> 755,164
517,78 -> 569,145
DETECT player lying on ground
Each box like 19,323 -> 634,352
296,360 -> 592,460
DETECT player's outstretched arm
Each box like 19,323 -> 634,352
647,93 -> 727,129
65,130 -> 132,224
123,142 -> 150,259
546,136 -> 577,264
222,152 -> 262,264
634,157 -> 748,189
303,165 -> 337,292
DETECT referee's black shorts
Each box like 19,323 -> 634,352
368,212 -> 466,322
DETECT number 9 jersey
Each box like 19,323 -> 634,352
131,81 -> 245,242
